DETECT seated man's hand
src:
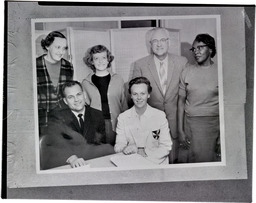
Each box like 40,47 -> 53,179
67,155 -> 88,168
123,145 -> 138,155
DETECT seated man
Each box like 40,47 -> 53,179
40,81 -> 115,170
114,77 -> 172,164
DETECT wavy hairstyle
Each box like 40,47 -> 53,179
128,77 -> 152,94
83,45 -> 114,72
41,31 -> 66,51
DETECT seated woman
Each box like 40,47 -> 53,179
178,33 -> 220,163
114,77 -> 172,164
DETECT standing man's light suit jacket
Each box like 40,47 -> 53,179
114,105 -> 172,164
133,54 -> 188,140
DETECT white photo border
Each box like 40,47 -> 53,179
25,14 -> 247,187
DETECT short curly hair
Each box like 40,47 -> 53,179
41,31 -> 66,51
83,45 -> 114,72
194,33 -> 216,58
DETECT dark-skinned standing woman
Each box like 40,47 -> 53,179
178,33 -> 220,163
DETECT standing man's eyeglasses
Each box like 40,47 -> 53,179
151,38 -> 169,45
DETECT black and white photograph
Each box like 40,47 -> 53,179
34,15 -> 224,172
3,1 -> 254,202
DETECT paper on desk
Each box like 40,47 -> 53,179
110,154 -> 155,167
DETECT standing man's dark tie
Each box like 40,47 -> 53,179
78,114 -> 84,133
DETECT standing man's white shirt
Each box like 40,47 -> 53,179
154,55 -> 168,86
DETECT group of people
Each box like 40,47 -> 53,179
37,27 -> 220,170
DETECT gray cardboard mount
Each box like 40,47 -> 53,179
5,2 -> 253,202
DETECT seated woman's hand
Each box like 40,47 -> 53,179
137,148 -> 147,157
123,145 -> 138,155
179,132 -> 191,150
67,155 -> 88,168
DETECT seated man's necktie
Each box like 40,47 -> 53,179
78,114 -> 84,132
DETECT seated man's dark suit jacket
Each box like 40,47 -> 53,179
40,105 -> 115,170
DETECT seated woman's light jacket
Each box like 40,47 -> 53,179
114,104 -> 172,164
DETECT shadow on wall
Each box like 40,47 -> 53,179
125,62 -> 136,108
36,34 -> 47,58
181,42 -> 196,65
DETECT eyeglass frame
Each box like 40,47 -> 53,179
189,45 -> 208,52
150,38 -> 169,45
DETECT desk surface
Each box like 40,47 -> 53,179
48,153 -> 158,171
50,154 -> 116,170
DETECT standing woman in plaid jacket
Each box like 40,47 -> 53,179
36,31 -> 73,134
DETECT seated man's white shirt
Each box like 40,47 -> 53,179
71,110 -> 84,125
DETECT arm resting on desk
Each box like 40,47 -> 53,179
40,121 -> 115,170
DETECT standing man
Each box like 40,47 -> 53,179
40,81 -> 114,170
132,28 -> 188,163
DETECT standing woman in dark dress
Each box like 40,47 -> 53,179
82,45 -> 128,146
178,33 -> 220,163
36,31 -> 73,133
